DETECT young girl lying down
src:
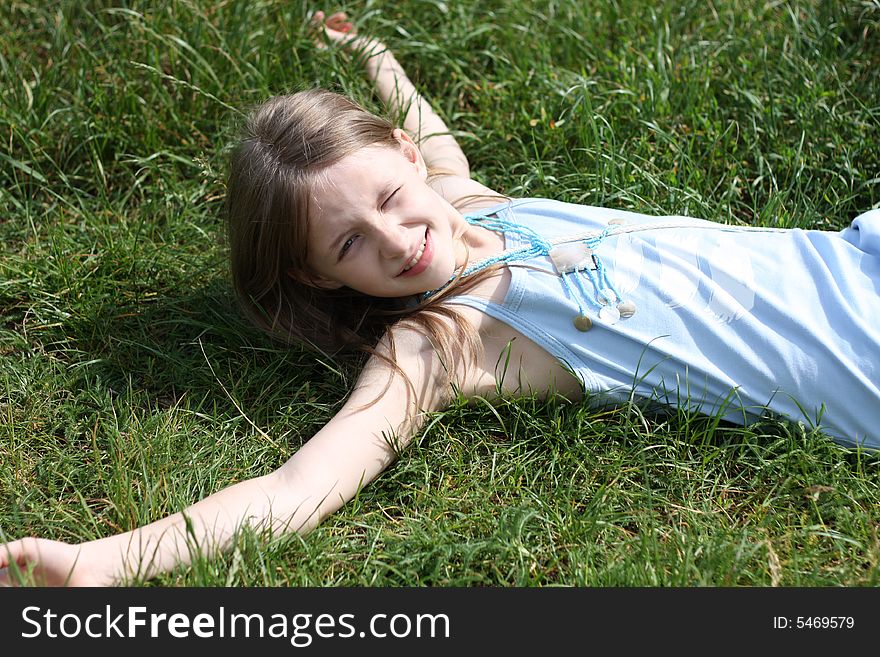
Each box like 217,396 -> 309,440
2,10 -> 878,586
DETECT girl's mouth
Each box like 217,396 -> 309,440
398,229 -> 432,277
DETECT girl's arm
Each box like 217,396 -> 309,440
314,10 -> 473,179
0,327 -> 453,586
315,11 -> 503,209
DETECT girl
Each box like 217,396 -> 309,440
2,10 -> 879,586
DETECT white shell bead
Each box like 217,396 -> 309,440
549,243 -> 595,273
617,300 -> 637,318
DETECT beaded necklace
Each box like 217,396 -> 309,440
421,211 -> 637,331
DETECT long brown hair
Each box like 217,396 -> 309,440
226,88 -> 497,385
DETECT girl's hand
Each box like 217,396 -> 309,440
0,537 -> 109,587
310,9 -> 385,55
311,9 -> 358,48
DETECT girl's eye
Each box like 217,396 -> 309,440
382,187 -> 401,209
340,236 -> 357,257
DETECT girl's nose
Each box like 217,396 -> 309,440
377,223 -> 410,259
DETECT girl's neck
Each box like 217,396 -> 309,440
457,223 -> 506,268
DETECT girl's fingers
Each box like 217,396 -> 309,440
0,539 -> 24,567
326,11 -> 354,33
0,540 -> 31,585
0,564 -> 25,587
310,9 -> 355,46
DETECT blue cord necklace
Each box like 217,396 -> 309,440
421,211 -> 637,331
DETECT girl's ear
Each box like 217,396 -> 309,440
286,267 -> 343,290
392,128 -> 427,178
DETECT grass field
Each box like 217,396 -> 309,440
2,0 -> 879,586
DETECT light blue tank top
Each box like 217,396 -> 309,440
447,198 -> 880,449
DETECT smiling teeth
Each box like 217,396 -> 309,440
402,236 -> 427,271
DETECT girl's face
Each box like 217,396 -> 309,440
302,133 -> 469,298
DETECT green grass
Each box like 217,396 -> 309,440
2,0 -> 879,586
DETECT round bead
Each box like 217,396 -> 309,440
617,300 -> 637,318
573,314 -> 593,332
598,306 -> 621,323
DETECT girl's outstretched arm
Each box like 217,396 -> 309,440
0,327 -> 453,586
314,10 -> 471,178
